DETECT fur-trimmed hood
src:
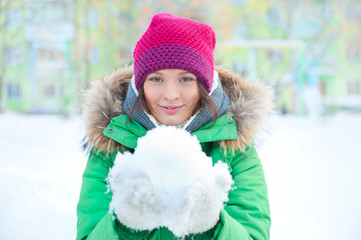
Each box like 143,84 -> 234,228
82,66 -> 274,153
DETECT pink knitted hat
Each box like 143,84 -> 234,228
133,13 -> 216,93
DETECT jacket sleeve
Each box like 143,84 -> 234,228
213,145 -> 271,240
76,150 -> 119,240
76,150 -> 154,240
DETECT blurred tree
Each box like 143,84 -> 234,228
0,0 -> 11,112
136,0 -> 212,30
0,0 -> 24,112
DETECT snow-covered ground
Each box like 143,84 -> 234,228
0,112 -> 360,239
0,113 -> 87,240
259,114 -> 361,240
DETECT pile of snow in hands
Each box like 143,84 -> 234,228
108,126 -> 233,237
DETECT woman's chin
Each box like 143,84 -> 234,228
156,116 -> 187,126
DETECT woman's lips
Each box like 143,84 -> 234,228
159,105 -> 183,115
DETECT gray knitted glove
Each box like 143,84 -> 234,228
107,126 -> 233,237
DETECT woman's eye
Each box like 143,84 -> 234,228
180,77 -> 194,83
149,77 -> 162,83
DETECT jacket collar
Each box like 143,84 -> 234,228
103,114 -> 238,150
82,65 -> 274,153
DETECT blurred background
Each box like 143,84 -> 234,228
1,0 -> 361,240
1,0 -> 361,115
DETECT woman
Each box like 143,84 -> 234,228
77,13 -> 273,240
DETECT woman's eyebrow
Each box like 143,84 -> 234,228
177,71 -> 193,75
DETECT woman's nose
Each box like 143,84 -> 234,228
163,82 -> 180,100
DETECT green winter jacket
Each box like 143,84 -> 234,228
77,66 -> 273,240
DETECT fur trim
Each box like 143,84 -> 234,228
82,65 -> 274,153
215,66 -> 275,151
82,66 -> 132,153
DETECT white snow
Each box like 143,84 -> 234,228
259,113 -> 361,240
0,112 -> 360,239
0,112 -> 87,240
108,126 -> 233,237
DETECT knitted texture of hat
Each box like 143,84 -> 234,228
133,13 -> 216,93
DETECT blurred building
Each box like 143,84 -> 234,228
1,0 -> 74,113
213,0 -> 361,114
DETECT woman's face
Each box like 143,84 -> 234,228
143,69 -> 201,126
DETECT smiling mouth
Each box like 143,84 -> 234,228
160,105 -> 183,114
